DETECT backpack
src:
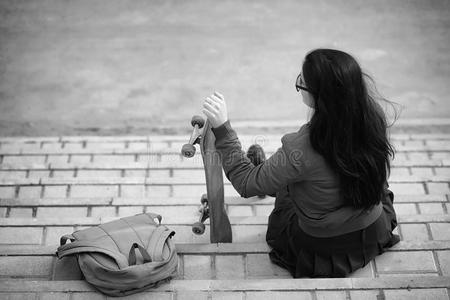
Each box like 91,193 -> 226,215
56,212 -> 178,297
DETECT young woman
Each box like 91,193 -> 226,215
202,48 -> 400,278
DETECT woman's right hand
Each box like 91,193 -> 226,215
202,92 -> 228,128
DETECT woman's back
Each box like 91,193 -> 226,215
281,124 -> 383,238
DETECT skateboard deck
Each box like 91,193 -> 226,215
199,119 -> 232,243
182,116 -> 232,243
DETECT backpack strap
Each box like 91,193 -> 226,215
56,240 -> 129,269
147,226 -> 175,261
128,243 -> 152,266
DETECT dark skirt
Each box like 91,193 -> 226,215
266,189 -> 400,278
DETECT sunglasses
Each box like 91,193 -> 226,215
295,73 -> 311,93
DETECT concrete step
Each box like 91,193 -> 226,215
0,132 -> 449,142
1,214 -> 446,226
0,138 -> 449,154
0,176 -> 448,201
3,240 -> 449,255
0,166 -> 449,180
0,214 -> 449,245
0,132 -> 448,141
0,175 -> 449,185
1,157 -> 450,169
0,136 -> 449,169
1,276 -> 449,299
0,195 -> 448,222
0,132 -> 448,145
0,194 -> 447,205
1,241 -> 449,280
1,194 -> 447,206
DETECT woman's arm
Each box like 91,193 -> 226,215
202,92 -> 305,198
211,120 -> 305,198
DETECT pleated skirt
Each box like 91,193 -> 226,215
266,190 -> 400,278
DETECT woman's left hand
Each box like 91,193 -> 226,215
202,92 -> 228,128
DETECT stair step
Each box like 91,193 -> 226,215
1,241 -> 449,280
0,175 -> 448,201
1,240 -> 449,255
1,242 -> 449,283
0,133 -> 448,146
0,140 -> 448,154
0,175 -> 449,185
0,195 -> 448,221
0,214 -> 449,246
1,160 -> 450,170
0,132 -> 449,143
0,277 -> 449,299
0,194 -> 448,206
1,214 -> 449,226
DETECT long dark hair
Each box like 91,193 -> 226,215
302,49 -> 397,209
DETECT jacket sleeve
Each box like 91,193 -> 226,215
211,120 -> 306,198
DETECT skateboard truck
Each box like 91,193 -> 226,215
181,115 -> 205,157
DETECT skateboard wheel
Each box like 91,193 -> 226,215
200,193 -> 208,205
192,222 -> 206,235
181,144 -> 196,157
191,115 -> 205,128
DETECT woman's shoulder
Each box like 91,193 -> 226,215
281,123 -> 311,147
281,123 -> 332,174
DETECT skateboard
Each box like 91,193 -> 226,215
181,115 -> 232,243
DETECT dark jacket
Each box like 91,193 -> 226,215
212,120 -> 382,237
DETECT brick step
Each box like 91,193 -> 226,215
0,175 -> 449,185
1,241 -> 449,281
0,214 -> 449,245
0,133 -> 448,144
1,159 -> 450,170
0,171 -> 448,194
0,140 -> 449,154
0,177 -> 448,200
0,132 -> 449,142
2,240 -> 449,256
0,276 -> 449,299
0,194 -> 447,206
0,195 -> 448,219
1,214 -> 449,226
0,183 -> 446,199
0,166 -> 449,177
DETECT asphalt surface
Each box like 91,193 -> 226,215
0,0 -> 449,135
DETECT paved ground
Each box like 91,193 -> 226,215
0,0 -> 449,136
0,125 -> 449,298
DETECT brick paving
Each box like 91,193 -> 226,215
0,130 -> 449,299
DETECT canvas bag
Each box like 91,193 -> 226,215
56,212 -> 178,297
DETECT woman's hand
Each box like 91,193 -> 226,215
202,92 -> 228,128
